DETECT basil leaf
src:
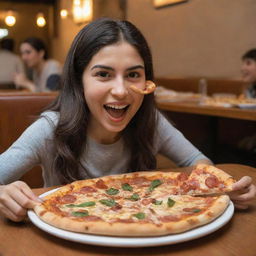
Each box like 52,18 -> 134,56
134,212 -> 145,219
78,201 -> 96,207
127,193 -> 140,201
153,199 -> 163,205
192,209 -> 201,213
71,211 -> 89,217
65,204 -> 77,208
148,179 -> 162,192
167,198 -> 176,207
66,201 -> 95,208
122,183 -> 133,191
106,188 -> 119,195
99,198 -> 116,207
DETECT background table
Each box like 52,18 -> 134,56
157,100 -> 256,121
0,164 -> 255,256
157,100 -> 256,166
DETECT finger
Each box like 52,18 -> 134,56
0,193 -> 27,221
0,205 -> 25,222
234,203 -> 249,210
232,200 -> 252,206
232,184 -> 256,201
228,187 -> 249,197
11,184 -> 39,209
14,181 -> 42,205
232,176 -> 252,191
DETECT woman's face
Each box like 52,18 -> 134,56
241,58 -> 256,83
82,41 -> 146,143
20,43 -> 44,68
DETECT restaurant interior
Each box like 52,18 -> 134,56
0,0 -> 256,187
0,1 -> 256,254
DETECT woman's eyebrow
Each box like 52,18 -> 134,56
127,65 -> 145,71
91,65 -> 114,71
91,64 -> 145,71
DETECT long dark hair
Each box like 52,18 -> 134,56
242,48 -> 256,61
48,18 -> 157,184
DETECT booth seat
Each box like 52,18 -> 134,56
155,77 -> 246,96
0,92 -> 57,187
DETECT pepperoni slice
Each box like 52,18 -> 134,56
79,186 -> 97,193
129,177 -> 150,186
166,178 -> 179,186
205,176 -> 220,188
95,179 -> 108,189
141,198 -> 153,205
177,172 -> 189,182
58,194 -> 76,204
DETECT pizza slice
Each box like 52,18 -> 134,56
179,164 -> 236,196
130,80 -> 156,94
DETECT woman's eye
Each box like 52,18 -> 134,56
96,71 -> 110,78
127,72 -> 140,78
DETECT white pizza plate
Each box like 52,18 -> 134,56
27,188 -> 234,248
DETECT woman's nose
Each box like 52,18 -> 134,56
111,78 -> 128,98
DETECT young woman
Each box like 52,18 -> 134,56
0,18 -> 255,222
241,48 -> 256,98
14,37 -> 62,92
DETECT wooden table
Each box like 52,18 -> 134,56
0,164 -> 255,256
157,101 -> 256,121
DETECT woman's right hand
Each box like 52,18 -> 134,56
0,181 -> 41,222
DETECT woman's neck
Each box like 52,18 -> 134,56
87,127 -> 121,145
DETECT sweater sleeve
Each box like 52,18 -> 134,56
154,112 -> 211,166
0,112 -> 57,185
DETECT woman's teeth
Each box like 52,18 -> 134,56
104,104 -> 129,118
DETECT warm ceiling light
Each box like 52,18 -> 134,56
5,11 -> 16,27
60,9 -> 68,19
36,12 -> 46,27
72,0 -> 93,24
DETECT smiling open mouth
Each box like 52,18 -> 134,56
104,104 -> 129,119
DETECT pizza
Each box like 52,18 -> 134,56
33,165 -> 236,237
130,80 -> 156,94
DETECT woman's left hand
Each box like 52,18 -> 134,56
228,176 -> 256,209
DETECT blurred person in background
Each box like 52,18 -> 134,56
238,49 -> 256,154
241,48 -> 256,98
14,37 -> 62,92
0,38 -> 25,86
